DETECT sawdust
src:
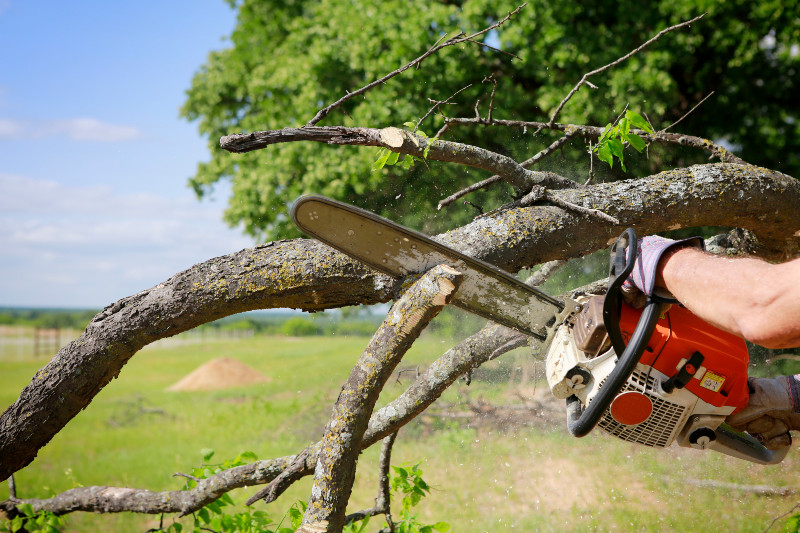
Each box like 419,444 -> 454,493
167,357 -> 270,391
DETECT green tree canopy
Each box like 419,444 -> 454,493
182,0 -> 799,241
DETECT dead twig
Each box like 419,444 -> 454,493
442,117 -> 746,165
305,4 -> 527,126
548,14 -> 706,125
246,448 -> 311,506
417,83 -> 474,131
681,478 -> 795,497
343,432 -> 397,530
661,91 -> 715,133
437,130 -> 579,210
526,260 -> 568,287
764,501 -> 800,533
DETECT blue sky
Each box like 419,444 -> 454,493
0,1 -> 256,308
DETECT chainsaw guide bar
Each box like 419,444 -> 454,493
292,195 -> 564,339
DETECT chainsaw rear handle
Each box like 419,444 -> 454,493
565,228 -> 664,438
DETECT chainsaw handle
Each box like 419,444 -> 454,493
565,298 -> 665,437
565,228 -> 662,438
709,425 -> 790,465
604,228 -> 638,355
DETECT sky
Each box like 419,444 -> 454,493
0,1 -> 256,308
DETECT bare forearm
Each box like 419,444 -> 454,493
657,248 -> 800,349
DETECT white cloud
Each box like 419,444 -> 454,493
0,173 -> 254,308
0,117 -> 142,142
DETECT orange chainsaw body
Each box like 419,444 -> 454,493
619,302 -> 750,413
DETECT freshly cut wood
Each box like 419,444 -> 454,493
167,357 -> 269,391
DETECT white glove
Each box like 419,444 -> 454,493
726,375 -> 800,450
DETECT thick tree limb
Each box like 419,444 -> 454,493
0,240 -> 396,481
2,163 -> 798,483
220,126 -> 576,194
300,265 -> 462,532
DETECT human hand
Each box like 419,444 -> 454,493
620,234 -> 704,308
726,375 -> 800,450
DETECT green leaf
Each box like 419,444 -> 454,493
433,521 -> 451,531
16,504 -> 34,518
597,123 -> 614,143
625,132 -> 647,152
608,138 -> 625,170
625,110 -> 654,133
403,121 -> 417,130
386,151 -> 400,166
201,448 -> 215,462
10,516 -> 24,533
596,143 -> 613,168
372,148 -> 391,171
237,451 -> 258,462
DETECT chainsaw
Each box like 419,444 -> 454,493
292,195 -> 789,464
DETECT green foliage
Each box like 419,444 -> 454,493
592,110 -> 654,171
0,308 -> 98,329
785,513 -> 800,533
2,504 -> 65,533
280,317 -> 320,337
389,463 -> 450,533
183,0 -> 800,241
156,450 -> 296,533
154,452 -> 448,533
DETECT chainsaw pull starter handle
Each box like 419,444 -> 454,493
565,228 -> 664,438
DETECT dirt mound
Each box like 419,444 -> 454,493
168,357 -> 269,391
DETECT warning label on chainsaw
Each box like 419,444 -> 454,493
700,371 -> 726,392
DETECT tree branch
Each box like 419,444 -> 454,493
443,118 -> 747,165
299,265 -> 463,533
220,126 -> 576,194
342,432 -> 397,529
437,129 -> 578,210
548,14 -> 706,125
2,163 -> 798,483
304,4 -> 527,126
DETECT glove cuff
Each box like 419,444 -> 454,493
625,235 -> 704,302
787,374 -> 800,413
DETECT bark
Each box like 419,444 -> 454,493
443,118 -> 747,165
1,163 -> 798,482
299,265 -> 462,533
220,126 -> 576,193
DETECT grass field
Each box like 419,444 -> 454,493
2,332 -> 800,532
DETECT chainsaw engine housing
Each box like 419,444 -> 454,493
546,296 -> 750,451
